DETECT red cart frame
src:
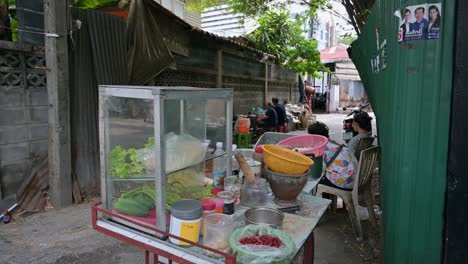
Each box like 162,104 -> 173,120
92,203 -> 315,264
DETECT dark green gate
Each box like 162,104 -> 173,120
350,0 -> 456,262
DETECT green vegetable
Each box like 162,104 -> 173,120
114,198 -> 150,216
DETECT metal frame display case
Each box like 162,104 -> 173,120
98,86 -> 233,233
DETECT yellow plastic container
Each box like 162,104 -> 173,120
262,145 -> 314,175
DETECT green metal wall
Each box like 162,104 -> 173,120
350,1 -> 455,263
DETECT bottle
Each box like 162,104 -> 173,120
212,142 -> 226,192
231,144 -> 240,176
204,140 -> 213,179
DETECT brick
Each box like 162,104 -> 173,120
0,160 -> 32,197
0,86 -> 25,106
0,125 -> 28,144
0,142 -> 29,162
29,123 -> 48,140
29,106 -> 48,123
29,139 -> 47,166
29,86 -> 48,106
0,107 -> 26,125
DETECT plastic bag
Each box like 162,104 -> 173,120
230,225 -> 295,264
165,132 -> 205,172
136,133 -> 205,173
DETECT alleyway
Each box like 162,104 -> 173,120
0,112 -> 379,264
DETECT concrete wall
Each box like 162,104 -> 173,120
339,80 -> 367,108
0,42 -> 48,198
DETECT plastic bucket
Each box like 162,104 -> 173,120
278,134 -> 328,157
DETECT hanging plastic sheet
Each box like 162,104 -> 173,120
127,0 -> 175,85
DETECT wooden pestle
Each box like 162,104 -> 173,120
234,151 -> 256,184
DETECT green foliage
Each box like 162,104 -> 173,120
338,34 -> 357,45
250,11 -> 326,76
76,0 -> 119,9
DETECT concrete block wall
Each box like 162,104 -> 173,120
0,45 -> 47,198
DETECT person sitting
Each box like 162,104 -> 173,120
272,97 -> 288,133
348,112 -> 373,154
257,102 -> 278,132
308,121 -> 358,190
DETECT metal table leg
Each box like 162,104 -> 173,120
303,231 -> 315,264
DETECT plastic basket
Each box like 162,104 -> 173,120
277,134 -> 328,157
262,145 -> 314,175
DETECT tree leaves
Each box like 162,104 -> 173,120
249,11 -> 327,76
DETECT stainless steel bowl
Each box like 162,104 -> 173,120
244,207 -> 285,229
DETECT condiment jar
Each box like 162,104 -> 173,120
169,200 -> 202,246
240,178 -> 268,207
200,199 -> 216,236
211,197 -> 224,213
203,214 -> 235,257
252,145 -> 265,177
217,191 -> 235,215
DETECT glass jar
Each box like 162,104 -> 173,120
203,214 -> 235,257
200,199 -> 216,236
240,178 -> 268,207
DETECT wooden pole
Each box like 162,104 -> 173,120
44,0 -> 72,208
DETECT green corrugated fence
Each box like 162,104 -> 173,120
350,0 -> 455,263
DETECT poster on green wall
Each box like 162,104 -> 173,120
396,3 -> 441,42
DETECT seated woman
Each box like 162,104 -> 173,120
308,122 -> 358,190
348,112 -> 373,154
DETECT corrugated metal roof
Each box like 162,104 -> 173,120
335,61 -> 361,81
97,0 -> 275,60
84,9 -> 128,85
320,44 -> 350,63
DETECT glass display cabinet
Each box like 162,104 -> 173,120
98,86 -> 233,233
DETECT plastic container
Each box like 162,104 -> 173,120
262,145 -> 314,175
252,145 -> 265,177
211,198 -> 224,214
203,213 -> 235,257
231,144 -> 240,176
277,134 -> 328,157
235,117 -> 251,131
224,176 -> 241,205
169,200 -> 202,246
240,178 -> 269,207
238,160 -> 261,179
200,199 -> 216,236
237,148 -> 254,161
217,191 -> 235,215
212,142 -> 226,190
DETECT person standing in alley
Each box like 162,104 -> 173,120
304,80 -> 316,113
272,97 -> 288,133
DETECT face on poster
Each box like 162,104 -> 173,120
397,3 -> 441,42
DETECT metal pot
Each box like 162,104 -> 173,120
244,207 -> 284,229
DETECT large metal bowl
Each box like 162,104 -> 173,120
244,207 -> 284,229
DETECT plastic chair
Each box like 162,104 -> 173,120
354,137 -> 375,160
316,146 -> 380,241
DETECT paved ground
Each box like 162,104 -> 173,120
0,113 -> 379,264
0,202 -> 378,264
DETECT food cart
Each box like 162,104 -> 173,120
93,85 -> 330,263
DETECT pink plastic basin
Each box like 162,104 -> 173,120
278,134 -> 328,157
